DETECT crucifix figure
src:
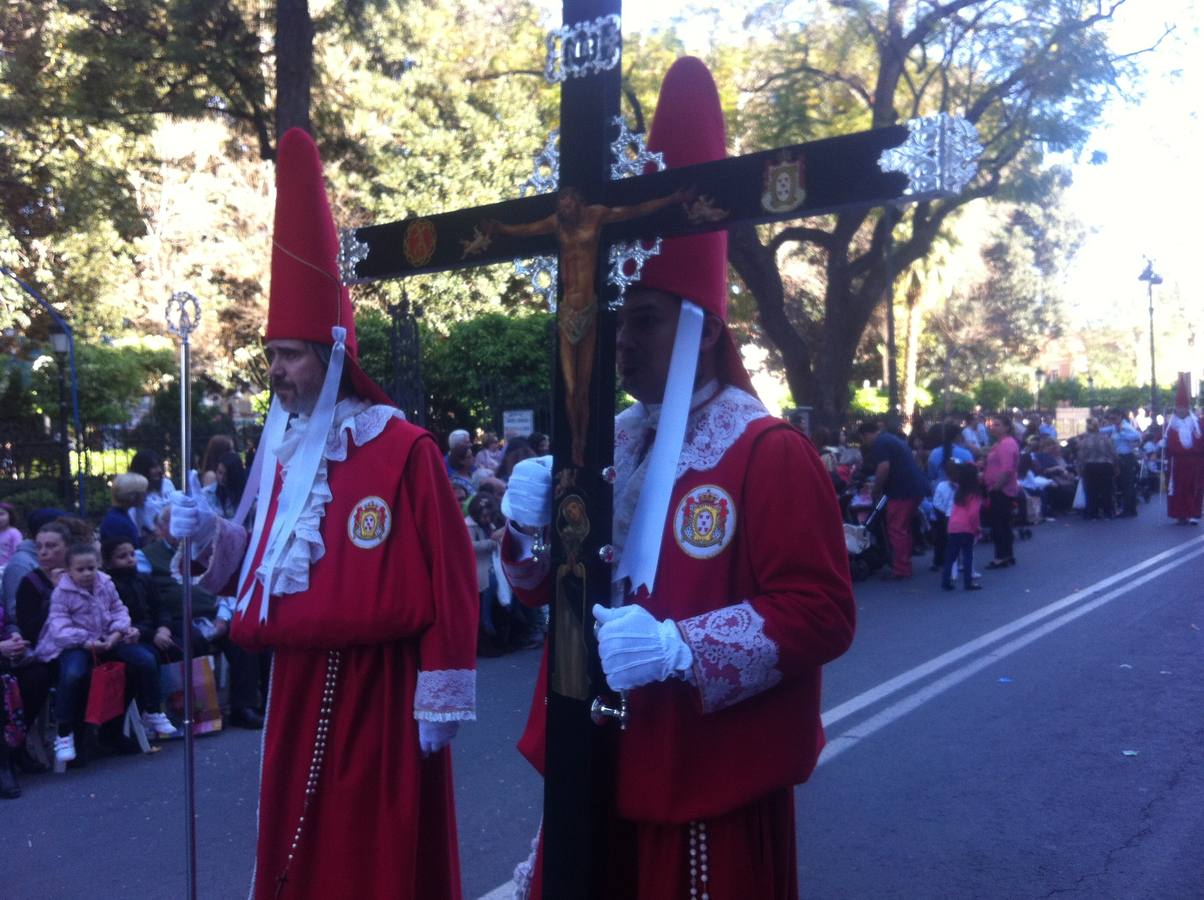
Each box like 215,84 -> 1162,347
484,185 -> 690,466
339,3 -> 980,896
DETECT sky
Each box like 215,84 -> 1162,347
536,0 -> 1204,385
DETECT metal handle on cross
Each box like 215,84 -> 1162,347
165,289 -> 200,900
590,693 -> 629,730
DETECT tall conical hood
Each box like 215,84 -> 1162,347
266,128 -> 390,405
1174,372 -> 1191,409
635,57 -> 755,395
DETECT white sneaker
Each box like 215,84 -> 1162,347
54,733 -> 76,764
142,711 -> 182,739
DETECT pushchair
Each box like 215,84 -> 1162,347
844,493 -> 888,582
1138,452 -> 1161,503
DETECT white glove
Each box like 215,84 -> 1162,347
501,455 -> 554,528
418,720 -> 460,756
593,603 -> 693,691
168,471 -> 216,548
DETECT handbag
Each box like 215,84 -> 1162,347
1072,478 -> 1086,511
161,653 -> 224,735
84,651 -> 128,725
1,673 -> 27,749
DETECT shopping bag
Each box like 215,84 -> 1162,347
1,673 -> 27,749
84,655 -> 128,725
1072,478 -> 1086,511
1025,494 -> 1043,524
161,655 -> 224,735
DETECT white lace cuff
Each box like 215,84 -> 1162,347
677,601 -> 782,713
414,668 -> 476,722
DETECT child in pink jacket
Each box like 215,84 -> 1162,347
942,464 -> 985,592
35,543 -> 178,764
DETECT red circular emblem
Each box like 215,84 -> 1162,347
403,219 -> 437,267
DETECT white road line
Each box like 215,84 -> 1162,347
818,543 -> 1204,766
478,884 -> 514,900
478,535 -> 1204,899
822,533 -> 1204,729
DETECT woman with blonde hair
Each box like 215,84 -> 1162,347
99,473 -> 147,548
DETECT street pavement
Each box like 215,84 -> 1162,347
5,498 -> 1202,899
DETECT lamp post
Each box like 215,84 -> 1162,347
1087,374 -> 1095,411
49,326 -> 72,507
1138,259 -> 1163,417
1034,367 -> 1046,415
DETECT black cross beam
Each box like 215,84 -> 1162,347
339,2 -> 978,897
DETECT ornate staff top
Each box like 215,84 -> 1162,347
165,290 -> 202,338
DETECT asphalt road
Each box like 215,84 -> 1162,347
5,500 -> 1202,899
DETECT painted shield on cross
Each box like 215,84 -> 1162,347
761,156 -> 807,214
675,485 -> 736,560
348,496 -> 392,549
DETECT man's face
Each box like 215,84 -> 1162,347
860,429 -> 879,451
557,191 -> 582,226
989,420 -> 1005,440
266,339 -> 326,415
617,289 -> 681,404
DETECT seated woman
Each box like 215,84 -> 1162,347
202,450 -> 247,520
1,603 -> 53,797
33,543 -> 179,765
128,450 -> 175,544
99,473 -> 147,549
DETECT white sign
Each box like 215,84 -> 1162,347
503,409 -> 534,439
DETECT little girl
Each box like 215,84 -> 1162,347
942,464 -> 984,592
0,503 -> 22,568
34,543 -> 178,765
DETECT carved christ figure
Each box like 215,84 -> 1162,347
486,186 -> 689,466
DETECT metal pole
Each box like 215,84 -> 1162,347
166,291 -> 201,900
1147,280 -> 1157,417
56,356 -> 70,506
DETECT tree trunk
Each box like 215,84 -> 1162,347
901,273 -> 923,423
275,0 -> 314,139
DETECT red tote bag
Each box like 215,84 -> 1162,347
84,652 -> 128,726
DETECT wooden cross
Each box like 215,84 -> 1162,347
339,2 -> 980,895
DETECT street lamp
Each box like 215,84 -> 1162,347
1138,259 -> 1163,416
49,325 -> 72,506
1034,367 -> 1046,414
1087,374 -> 1095,410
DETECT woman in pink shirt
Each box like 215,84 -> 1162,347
983,416 -> 1021,568
943,464 -> 984,591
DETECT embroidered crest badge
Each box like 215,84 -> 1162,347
348,496 -> 391,549
761,155 -> 807,214
674,485 -> 736,560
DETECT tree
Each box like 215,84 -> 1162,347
723,0 -> 1163,429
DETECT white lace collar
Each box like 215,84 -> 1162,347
614,382 -> 768,485
259,399 -> 406,597
611,382 -> 768,581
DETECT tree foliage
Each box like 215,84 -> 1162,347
724,0 -> 1160,428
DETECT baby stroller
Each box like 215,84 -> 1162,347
1138,452 -> 1161,503
845,493 -> 888,582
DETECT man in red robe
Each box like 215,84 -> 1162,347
1166,375 -> 1203,525
501,57 -> 856,900
171,129 -> 478,898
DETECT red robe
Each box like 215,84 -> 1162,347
1166,418 -> 1204,521
206,408 -> 478,899
504,387 -> 855,898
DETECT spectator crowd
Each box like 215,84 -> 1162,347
2,395 -> 1201,801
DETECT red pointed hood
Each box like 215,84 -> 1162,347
267,128 -> 391,406
1174,372 -> 1191,409
636,56 -> 755,396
